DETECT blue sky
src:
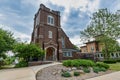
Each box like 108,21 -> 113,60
0,0 -> 120,46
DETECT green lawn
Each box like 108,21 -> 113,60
108,63 -> 120,71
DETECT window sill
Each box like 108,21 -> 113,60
63,56 -> 73,57
47,23 -> 54,26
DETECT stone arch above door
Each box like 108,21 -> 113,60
45,46 -> 57,61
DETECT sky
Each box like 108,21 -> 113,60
0,0 -> 120,47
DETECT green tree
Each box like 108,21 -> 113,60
0,28 -> 16,68
0,28 -> 16,54
4,56 -> 15,65
80,9 -> 120,59
73,45 -> 80,50
13,43 -> 45,62
97,35 -> 119,58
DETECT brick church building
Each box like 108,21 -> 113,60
31,4 -> 78,61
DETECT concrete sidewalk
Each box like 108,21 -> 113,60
0,62 -> 61,80
86,71 -> 120,80
1,62 -> 120,80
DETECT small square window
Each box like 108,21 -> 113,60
48,31 -> 52,38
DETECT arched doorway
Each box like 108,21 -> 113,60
46,47 -> 55,61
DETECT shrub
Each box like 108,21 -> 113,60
74,71 -> 80,76
78,59 -> 95,67
4,57 -> 15,65
116,59 -> 120,62
62,60 -> 72,67
0,60 -> 5,68
62,59 -> 95,67
83,67 -> 90,73
103,59 -> 117,64
93,67 -> 107,73
99,67 -> 107,72
93,67 -> 100,73
96,62 -> 109,69
15,61 -> 28,68
61,72 -> 71,77
71,60 -> 80,67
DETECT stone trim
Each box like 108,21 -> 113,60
45,46 -> 57,61
44,40 -> 58,46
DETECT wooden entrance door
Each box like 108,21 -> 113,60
46,47 -> 55,61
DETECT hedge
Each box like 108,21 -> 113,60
62,59 -> 109,70
103,59 -> 117,64
62,59 -> 95,67
96,62 -> 109,69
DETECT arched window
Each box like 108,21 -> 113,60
48,31 -> 52,38
61,37 -> 65,48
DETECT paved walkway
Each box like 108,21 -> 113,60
86,71 -> 120,80
0,62 -> 61,80
0,62 -> 120,80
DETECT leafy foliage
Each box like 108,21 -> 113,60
116,59 -> 120,62
0,28 -> 16,67
63,60 -> 72,67
0,28 -> 16,54
80,9 -> 120,39
15,60 -> 28,68
4,56 -> 15,65
14,43 -> 45,62
99,67 -> 107,72
71,60 -> 80,67
77,59 -> 95,67
62,59 -> 95,67
93,67 -> 107,73
74,71 -> 80,76
73,45 -> 80,50
80,9 -> 120,59
61,72 -> 71,77
93,67 -> 100,73
83,67 -> 90,73
96,62 -> 109,69
103,59 -> 117,64
98,36 -> 120,58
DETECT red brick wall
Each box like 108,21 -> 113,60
31,4 -> 76,61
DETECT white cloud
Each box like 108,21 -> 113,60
48,0 -> 100,32
0,13 -> 6,20
49,0 -> 87,12
20,0 -> 100,27
19,0 -> 100,46
21,0 -> 100,14
2,0 -> 119,47
87,0 -> 100,13
70,35 -> 81,47
21,0 -> 49,8
0,24 -> 31,43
